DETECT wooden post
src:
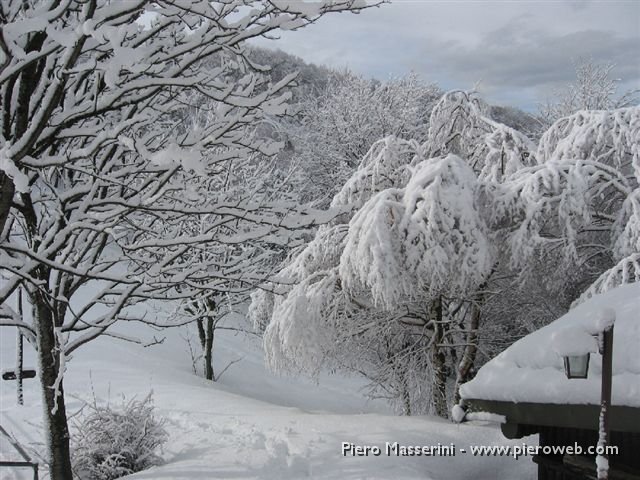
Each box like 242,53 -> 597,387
597,325 -> 614,480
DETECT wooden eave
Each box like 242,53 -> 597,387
466,398 -> 640,438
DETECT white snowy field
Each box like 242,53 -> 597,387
0,321 -> 536,480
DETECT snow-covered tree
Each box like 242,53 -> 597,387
340,154 -> 493,309
426,90 -> 537,182
253,91 -> 538,416
254,82 -> 637,419
253,137 -> 430,414
539,58 -> 639,126
0,1 -> 372,478
340,154 -> 496,416
503,106 -> 640,302
290,72 -> 441,205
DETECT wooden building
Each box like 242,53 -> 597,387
459,283 -> 640,480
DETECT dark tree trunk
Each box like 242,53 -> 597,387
454,301 -> 481,404
204,317 -> 215,381
196,317 -> 206,350
34,292 -> 73,480
430,297 -> 448,418
196,297 -> 217,381
401,372 -> 412,416
0,172 -> 15,240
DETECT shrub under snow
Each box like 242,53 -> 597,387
72,393 -> 168,480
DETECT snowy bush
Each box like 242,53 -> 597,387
72,393 -> 168,480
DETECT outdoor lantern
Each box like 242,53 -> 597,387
563,353 -> 590,379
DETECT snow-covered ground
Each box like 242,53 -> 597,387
0,321 -> 536,480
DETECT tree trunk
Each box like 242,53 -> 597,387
196,317 -> 206,350
401,373 -> 412,416
430,297 -> 448,418
454,301 -> 481,404
34,293 -> 73,480
204,317 -> 215,381
0,172 -> 15,240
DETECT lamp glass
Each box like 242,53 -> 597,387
563,354 -> 590,379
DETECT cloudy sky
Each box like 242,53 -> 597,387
254,0 -> 640,112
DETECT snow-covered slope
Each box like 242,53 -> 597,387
1,321 -> 535,479
461,282 -> 640,407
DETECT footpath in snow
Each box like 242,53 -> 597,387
0,323 -> 536,480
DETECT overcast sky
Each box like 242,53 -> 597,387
254,0 -> 640,112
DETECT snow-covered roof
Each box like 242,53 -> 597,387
460,282 -> 640,408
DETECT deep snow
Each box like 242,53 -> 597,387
1,320 -> 536,479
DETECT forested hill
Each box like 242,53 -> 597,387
243,45 -> 543,207
250,45 -> 541,126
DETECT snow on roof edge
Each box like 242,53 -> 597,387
460,282 -> 640,408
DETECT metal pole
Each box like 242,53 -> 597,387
597,325 -> 613,480
16,287 -> 24,406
